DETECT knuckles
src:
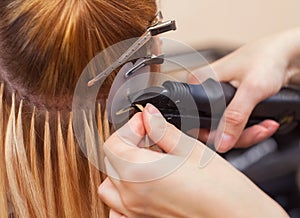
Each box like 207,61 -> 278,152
223,109 -> 247,128
121,187 -> 151,216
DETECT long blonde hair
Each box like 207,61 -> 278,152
0,0 -> 156,217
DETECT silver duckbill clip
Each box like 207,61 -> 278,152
87,12 -> 176,87
124,54 -> 164,78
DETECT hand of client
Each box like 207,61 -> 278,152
190,28 -> 300,152
98,104 -> 288,218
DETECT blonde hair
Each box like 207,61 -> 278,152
0,0 -> 156,217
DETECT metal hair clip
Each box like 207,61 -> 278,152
87,12 -> 176,87
124,54 -> 164,78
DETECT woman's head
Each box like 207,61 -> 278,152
0,0 -> 156,107
0,0 -> 157,217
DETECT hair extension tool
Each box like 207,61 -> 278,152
117,79 -> 300,133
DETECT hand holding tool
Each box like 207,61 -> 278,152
121,79 -> 300,133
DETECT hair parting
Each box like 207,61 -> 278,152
0,89 -> 112,218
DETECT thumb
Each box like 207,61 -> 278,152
215,86 -> 256,153
142,104 -> 197,156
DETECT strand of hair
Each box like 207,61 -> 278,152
43,111 -> 57,217
0,83 -> 8,218
29,106 -> 43,190
67,111 -> 84,217
57,111 -> 78,217
97,103 -> 106,181
15,100 -> 47,217
103,102 -> 110,141
5,93 -> 30,217
83,110 -> 106,217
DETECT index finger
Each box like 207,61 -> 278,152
104,112 -> 146,156
104,113 -> 177,182
215,84 -> 258,152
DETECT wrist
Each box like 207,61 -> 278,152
274,28 -> 300,85
286,57 -> 300,85
277,28 -> 300,60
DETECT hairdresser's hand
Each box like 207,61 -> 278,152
190,28 -> 300,152
98,104 -> 287,218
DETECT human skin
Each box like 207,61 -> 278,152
98,29 -> 300,217
98,104 -> 288,218
189,28 -> 300,152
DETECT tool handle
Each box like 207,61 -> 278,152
162,79 -> 300,132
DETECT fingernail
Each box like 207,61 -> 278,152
216,133 -> 233,152
267,122 -> 279,131
145,104 -> 166,144
146,103 -> 161,116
